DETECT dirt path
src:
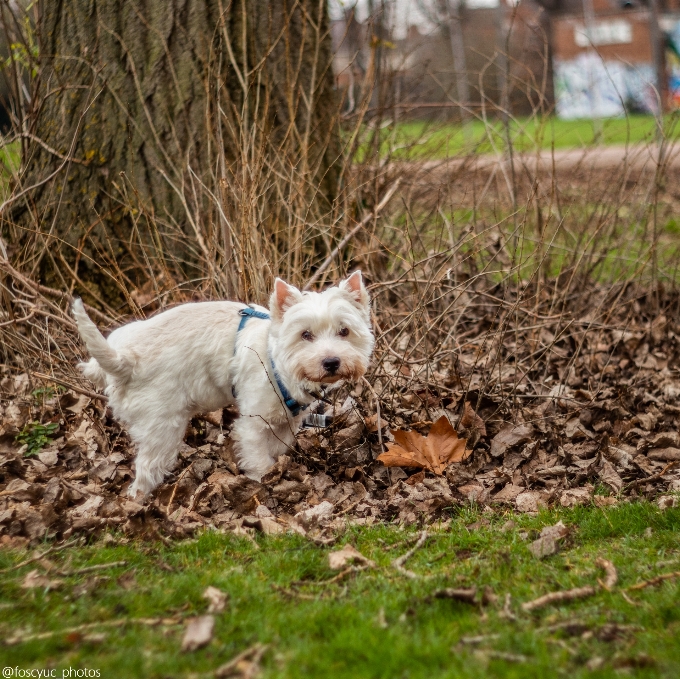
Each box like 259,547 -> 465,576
418,143 -> 680,174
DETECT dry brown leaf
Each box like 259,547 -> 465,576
242,516 -> 285,535
21,569 -> 64,590
364,413 -> 388,432
377,416 -> 471,475
328,544 -> 375,570
459,401 -> 487,446
203,586 -> 228,613
405,470 -> 425,486
181,615 -> 214,652
200,409 -> 223,427
598,459 -> 623,493
489,423 -> 533,457
528,521 -> 569,559
560,487 -> 593,508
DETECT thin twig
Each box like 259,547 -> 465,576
215,643 -> 268,678
166,463 -> 194,515
361,375 -> 384,454
31,371 -> 108,402
458,633 -> 501,645
4,617 -> 182,646
621,591 -> 642,606
521,586 -> 597,612
303,179 -> 401,291
432,587 -> 477,604
499,593 -> 517,620
295,565 -> 369,587
624,461 -> 679,491
271,584 -> 318,600
392,530 -> 429,579
383,534 -> 423,552
628,571 -> 680,591
595,557 -> 618,590
58,561 -> 128,577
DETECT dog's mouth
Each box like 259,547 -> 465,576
319,374 -> 343,384
303,372 -> 347,385
300,361 -> 367,386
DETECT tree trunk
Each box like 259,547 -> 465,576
7,0 -> 341,308
447,0 -> 470,127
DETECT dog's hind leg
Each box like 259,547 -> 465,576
127,415 -> 188,498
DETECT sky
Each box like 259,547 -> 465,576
328,0 -> 434,39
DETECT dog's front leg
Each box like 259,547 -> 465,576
231,415 -> 296,481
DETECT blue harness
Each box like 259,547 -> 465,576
234,307 -> 307,417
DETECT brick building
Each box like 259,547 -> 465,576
331,0 -> 680,120
544,0 -> 680,117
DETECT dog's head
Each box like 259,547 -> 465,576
268,271 -> 374,394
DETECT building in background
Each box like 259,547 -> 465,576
331,0 -> 554,120
330,0 -> 680,121
549,0 -> 672,118
662,13 -> 680,107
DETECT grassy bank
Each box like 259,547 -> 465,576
1,500 -> 679,678
371,114 -> 680,159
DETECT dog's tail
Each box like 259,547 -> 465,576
72,299 -> 133,382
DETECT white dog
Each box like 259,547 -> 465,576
72,272 -> 374,498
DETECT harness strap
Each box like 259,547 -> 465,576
234,307 -> 307,417
237,307 -> 271,332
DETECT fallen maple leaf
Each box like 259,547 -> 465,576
377,416 -> 471,475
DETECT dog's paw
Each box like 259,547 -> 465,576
241,469 -> 265,482
126,481 -> 149,502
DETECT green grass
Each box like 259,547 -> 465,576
382,203 -> 680,287
1,500 -> 679,677
0,139 -> 19,202
368,114 -> 680,160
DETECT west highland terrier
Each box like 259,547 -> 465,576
72,272 -> 374,498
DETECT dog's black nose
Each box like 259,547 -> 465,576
322,357 -> 341,374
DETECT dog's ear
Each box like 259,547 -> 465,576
339,270 -> 369,310
270,278 -> 303,321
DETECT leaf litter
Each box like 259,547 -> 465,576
1,279 -> 680,549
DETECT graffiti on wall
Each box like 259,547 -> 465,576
555,52 -> 658,119
667,20 -> 680,109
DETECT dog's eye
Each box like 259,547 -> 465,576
301,331 -> 314,342
338,327 -> 349,337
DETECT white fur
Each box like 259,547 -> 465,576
72,273 -> 374,498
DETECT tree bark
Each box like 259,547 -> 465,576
6,0 -> 341,307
